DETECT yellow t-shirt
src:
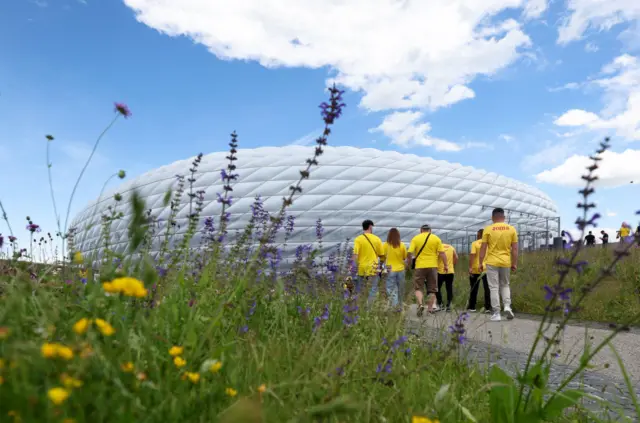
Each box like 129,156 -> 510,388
353,233 -> 384,276
383,242 -> 407,272
482,223 -> 518,268
437,244 -> 456,274
620,226 -> 630,237
408,232 -> 443,269
469,239 -> 486,274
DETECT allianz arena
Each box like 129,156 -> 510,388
70,146 -> 560,262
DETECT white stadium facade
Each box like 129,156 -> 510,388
71,146 -> 560,263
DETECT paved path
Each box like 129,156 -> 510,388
404,305 -> 640,420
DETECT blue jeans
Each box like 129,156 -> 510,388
386,270 -> 405,307
355,275 -> 380,304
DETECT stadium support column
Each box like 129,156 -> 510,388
546,218 -> 550,250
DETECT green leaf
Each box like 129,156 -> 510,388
185,326 -> 198,349
435,384 -> 450,406
163,188 -> 172,207
459,405 -> 478,423
488,365 -> 517,423
543,389 -> 586,419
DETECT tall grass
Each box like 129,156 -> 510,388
0,89 -> 639,423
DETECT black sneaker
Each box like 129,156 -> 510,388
417,305 -> 424,317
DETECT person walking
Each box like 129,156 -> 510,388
584,231 -> 596,247
382,228 -> 407,310
406,224 -> 448,317
436,243 -> 457,311
600,230 -> 609,248
467,229 -> 491,313
479,208 -> 518,322
351,219 -> 385,305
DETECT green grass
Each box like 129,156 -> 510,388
432,247 -> 640,323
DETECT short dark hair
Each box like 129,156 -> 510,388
420,224 -> 431,232
492,208 -> 505,217
362,220 -> 374,231
477,229 -> 483,237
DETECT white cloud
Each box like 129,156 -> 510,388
548,81 -> 582,92
123,0 -> 535,151
523,0 -> 548,19
500,134 -> 515,142
521,139 -> 577,171
535,148 -> 640,187
370,111 -> 462,152
558,0 -> 640,44
606,210 -> 617,217
584,42 -> 599,52
554,54 -> 640,141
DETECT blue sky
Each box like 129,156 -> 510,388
1,0 -> 639,253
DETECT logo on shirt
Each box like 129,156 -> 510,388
492,225 -> 510,231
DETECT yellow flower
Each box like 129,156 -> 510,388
104,277 -> 148,298
73,251 -> 83,264
411,417 -> 439,423
121,362 -> 134,372
182,372 -> 200,383
79,343 -> 93,359
79,269 -> 87,278
72,318 -> 91,335
258,384 -> 266,393
7,411 -> 20,423
47,387 -> 70,405
225,387 -> 237,397
168,346 -> 184,356
0,327 -> 9,339
173,356 -> 186,368
60,373 -> 83,389
209,360 -> 223,373
94,319 -> 115,336
41,343 -> 74,360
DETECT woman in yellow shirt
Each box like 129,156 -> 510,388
383,228 -> 407,309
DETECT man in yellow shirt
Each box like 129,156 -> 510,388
436,243 -> 457,312
351,219 -> 385,305
406,224 -> 448,317
466,229 -> 491,313
479,208 -> 518,322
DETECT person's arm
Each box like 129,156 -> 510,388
479,243 -> 488,271
439,251 -> 448,272
468,253 -> 475,273
511,242 -> 519,270
453,249 -> 458,266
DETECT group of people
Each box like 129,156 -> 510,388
581,221 -> 638,247
349,207 -> 518,322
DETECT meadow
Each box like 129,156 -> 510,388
0,88 -> 639,422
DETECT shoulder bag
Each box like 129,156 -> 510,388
411,233 -> 431,270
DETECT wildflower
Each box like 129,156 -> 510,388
47,387 -> 70,405
182,372 -> 200,384
448,312 -> 469,345
41,343 -> 74,360
209,360 -> 223,373
72,318 -> 91,335
412,417 -> 439,423
60,373 -> 83,389
225,387 -> 237,397
94,319 -> 115,336
168,346 -> 184,356
79,343 -> 93,358
258,384 -> 266,393
121,362 -> 134,372
72,251 -> 83,264
543,284 -> 573,302
136,372 -> 147,381
7,411 -> 19,422
114,102 -> 132,118
174,356 -> 186,368
103,277 -> 148,298
8,236 -> 16,243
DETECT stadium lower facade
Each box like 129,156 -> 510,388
70,146 -> 560,263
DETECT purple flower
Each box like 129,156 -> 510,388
8,236 -> 16,243
285,215 -> 295,235
26,223 -> 41,233
315,218 -> 324,241
216,193 -> 233,206
448,312 -> 469,345
114,102 -> 132,118
544,284 -> 573,302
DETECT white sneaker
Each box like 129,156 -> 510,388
490,312 -> 502,322
504,308 -> 514,320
